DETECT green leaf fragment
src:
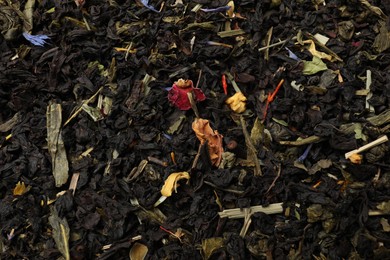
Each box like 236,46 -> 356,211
302,56 -> 328,75
46,102 -> 69,187
49,207 -> 70,260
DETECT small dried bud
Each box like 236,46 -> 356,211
348,153 -> 362,164
226,140 -> 238,150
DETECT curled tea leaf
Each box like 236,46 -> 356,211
0,7 -> 22,41
161,172 -> 190,197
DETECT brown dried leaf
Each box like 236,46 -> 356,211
192,118 -> 224,166
129,242 -> 148,260
161,172 -> 190,197
201,237 -> 224,260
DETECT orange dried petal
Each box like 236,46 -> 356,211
192,118 -> 224,166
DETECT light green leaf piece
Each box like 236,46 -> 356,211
46,102 -> 69,187
250,117 -> 264,148
167,115 -> 186,134
272,117 -> 289,127
82,104 -> 104,121
302,56 -> 328,75
49,207 -> 70,260
45,7 -> 56,14
354,123 -> 367,141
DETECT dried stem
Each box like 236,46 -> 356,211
224,71 -> 241,93
187,92 -> 200,118
258,36 -> 297,52
279,135 -> 322,146
191,142 -> 204,169
219,202 -> 284,218
239,208 -> 252,237
345,135 -> 388,159
265,163 -> 281,194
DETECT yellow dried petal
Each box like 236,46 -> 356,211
303,40 -> 333,61
225,92 -> 247,113
13,181 -> 29,196
161,172 -> 190,197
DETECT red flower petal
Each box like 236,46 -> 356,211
168,81 -> 206,110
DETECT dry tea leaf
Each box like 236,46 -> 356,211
13,181 -> 31,196
201,237 -> 224,260
302,56 -> 328,75
47,102 -> 69,187
192,118 -> 224,166
338,21 -> 355,41
161,172 -> 190,197
48,207 -> 70,260
129,242 -> 148,260
0,6 -> 22,41
348,153 -> 363,164
308,159 -> 332,175
377,201 -> 390,214
225,92 -> 247,113
380,218 -> 390,232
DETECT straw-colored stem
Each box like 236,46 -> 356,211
218,202 -> 283,219
345,135 -> 388,159
224,71 -> 241,93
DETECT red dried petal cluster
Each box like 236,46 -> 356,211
168,79 -> 206,110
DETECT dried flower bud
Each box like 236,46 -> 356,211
225,92 -> 247,113
348,153 -> 362,164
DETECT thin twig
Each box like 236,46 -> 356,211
219,202 -> 284,218
345,135 -> 388,159
258,36 -> 297,52
204,181 -> 244,195
191,143 -> 204,169
195,69 -> 202,89
63,87 -> 104,126
279,135 -> 322,146
265,163 -> 281,194
224,71 -> 241,93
